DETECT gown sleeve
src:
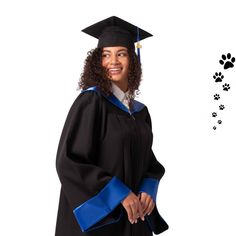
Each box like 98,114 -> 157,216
138,107 -> 165,201
138,107 -> 169,234
56,91 -> 131,232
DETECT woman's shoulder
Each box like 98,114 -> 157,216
80,86 -> 101,95
131,99 -> 147,113
76,86 -> 102,102
67,86 -> 103,114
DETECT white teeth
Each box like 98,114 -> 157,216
109,68 -> 121,71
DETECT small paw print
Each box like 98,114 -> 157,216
222,83 -> 230,91
219,53 -> 235,69
213,72 -> 224,82
218,120 -> 222,124
219,104 -> 225,110
214,94 -> 220,100
212,112 -> 217,117
213,126 -> 217,130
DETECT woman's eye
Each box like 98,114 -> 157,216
118,53 -> 127,57
102,52 -> 127,58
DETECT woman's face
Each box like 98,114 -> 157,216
102,46 -> 129,84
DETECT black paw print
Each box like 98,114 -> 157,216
219,104 -> 225,110
218,120 -> 222,124
213,72 -> 224,82
212,112 -> 217,117
214,94 -> 220,100
222,83 -> 230,91
219,53 -> 235,69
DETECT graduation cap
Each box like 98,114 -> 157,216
81,16 -> 153,61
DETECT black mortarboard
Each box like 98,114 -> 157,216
81,16 -> 153,61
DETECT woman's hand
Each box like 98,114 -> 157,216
121,192 -> 145,224
138,192 -> 155,216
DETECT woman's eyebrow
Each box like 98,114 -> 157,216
102,50 -> 111,53
102,49 -> 128,53
117,49 -> 128,52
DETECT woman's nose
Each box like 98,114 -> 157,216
110,54 -> 119,64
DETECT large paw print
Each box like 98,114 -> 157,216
219,53 -> 235,69
213,72 -> 224,82
222,83 -> 230,91
214,94 -> 220,100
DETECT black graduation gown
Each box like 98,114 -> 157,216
55,86 -> 168,236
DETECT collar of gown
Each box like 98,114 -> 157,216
81,85 -> 145,115
111,82 -> 129,104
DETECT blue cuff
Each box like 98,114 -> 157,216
138,178 -> 159,202
73,176 -> 131,232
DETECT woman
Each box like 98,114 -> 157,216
55,16 -> 168,236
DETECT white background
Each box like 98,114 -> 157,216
0,0 -> 236,235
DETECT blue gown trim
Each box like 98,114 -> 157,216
138,178 -> 160,202
81,209 -> 124,232
81,86 -> 145,115
73,176 -> 131,232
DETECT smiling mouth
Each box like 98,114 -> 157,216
108,68 -> 122,75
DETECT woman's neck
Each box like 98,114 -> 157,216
111,81 -> 128,93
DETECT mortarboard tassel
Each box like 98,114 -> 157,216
136,27 -> 142,63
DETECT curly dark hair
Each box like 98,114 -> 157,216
77,47 -> 142,108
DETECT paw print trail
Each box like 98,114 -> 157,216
211,52 -> 234,130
